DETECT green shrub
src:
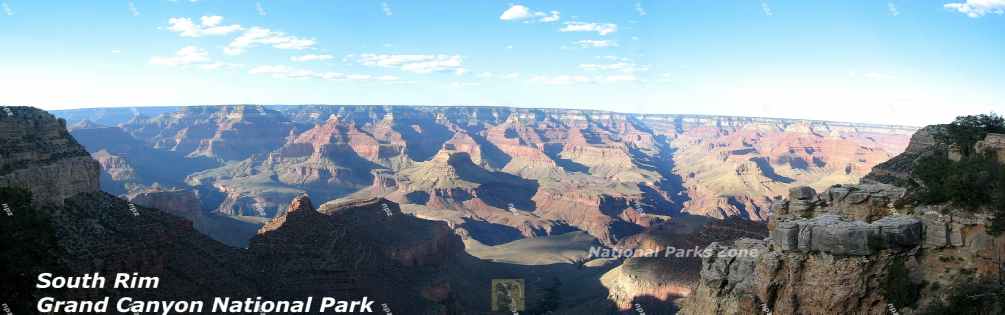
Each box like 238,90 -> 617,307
935,113 -> 1005,157
919,281 -> 1005,315
914,152 -> 1003,211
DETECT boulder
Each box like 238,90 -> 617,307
789,186 -> 818,201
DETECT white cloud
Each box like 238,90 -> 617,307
635,2 -> 647,16
225,27 -> 316,55
356,54 -> 465,74
167,16 -> 243,37
579,62 -> 648,73
111,49 -> 122,54
3,2 -> 13,16
560,22 -> 618,36
291,54 -> 334,62
944,0 -> 1005,17
574,40 -> 618,48
477,72 -> 520,79
888,2 -> 900,16
129,1 -> 140,16
761,2 -> 774,16
149,46 -> 211,66
381,2 -> 392,16
248,65 -> 398,81
529,74 -> 636,85
500,4 -> 560,23
531,75 -> 592,85
256,2 -> 267,16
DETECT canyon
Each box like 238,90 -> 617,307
2,104 -> 926,314
59,105 -> 914,249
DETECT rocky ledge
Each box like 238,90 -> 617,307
772,214 -> 922,256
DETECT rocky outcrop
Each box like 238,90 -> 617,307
0,106 -> 100,207
771,214 -> 922,256
129,188 -> 202,221
681,124 -> 1005,315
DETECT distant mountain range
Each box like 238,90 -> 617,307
55,105 -> 915,247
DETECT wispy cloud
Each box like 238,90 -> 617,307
500,4 -> 560,23
256,2 -> 267,16
149,46 -> 211,66
167,16 -> 243,37
529,74 -> 638,85
573,40 -> 618,48
249,65 -> 398,81
128,1 -> 140,16
3,2 -> 13,16
560,22 -> 618,36
761,1 -> 774,16
944,0 -> 1005,18
888,2 -> 900,16
635,2 -> 647,16
381,2 -> 392,16
579,61 -> 648,73
225,26 -> 316,55
356,54 -> 465,74
290,54 -> 333,62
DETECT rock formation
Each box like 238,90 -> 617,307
679,127 -> 1005,315
0,106 -> 100,207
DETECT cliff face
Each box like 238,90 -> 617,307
0,106 -> 100,207
679,127 -> 1005,315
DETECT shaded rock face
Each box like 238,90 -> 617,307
862,125 -> 943,185
70,123 -> 219,196
0,106 -> 100,207
252,195 -> 466,311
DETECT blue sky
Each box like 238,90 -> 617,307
0,0 -> 1003,125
